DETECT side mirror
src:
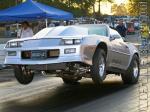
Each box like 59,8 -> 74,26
110,35 -> 115,41
122,37 -> 128,42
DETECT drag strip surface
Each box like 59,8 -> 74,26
0,72 -> 147,112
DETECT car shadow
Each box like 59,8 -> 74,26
1,79 -> 136,112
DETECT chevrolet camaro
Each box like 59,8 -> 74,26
4,24 -> 140,85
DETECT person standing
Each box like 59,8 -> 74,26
17,21 -> 33,38
116,19 -> 127,37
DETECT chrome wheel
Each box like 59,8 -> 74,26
99,55 -> 105,77
21,66 -> 33,76
91,49 -> 106,85
133,61 -> 139,78
121,55 -> 140,84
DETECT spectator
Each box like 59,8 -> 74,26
134,21 -> 140,30
34,21 -> 45,33
59,20 -> 65,26
49,20 -> 55,27
17,21 -> 33,38
116,19 -> 127,37
114,20 -> 118,28
5,26 -> 11,38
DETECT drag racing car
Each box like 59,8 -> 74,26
4,24 -> 140,85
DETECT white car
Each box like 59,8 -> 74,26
5,24 -> 140,85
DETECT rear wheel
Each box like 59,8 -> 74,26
13,65 -> 34,85
121,55 -> 140,84
91,49 -> 106,85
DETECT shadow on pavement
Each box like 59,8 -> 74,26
1,79 -> 134,112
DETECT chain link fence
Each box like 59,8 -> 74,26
138,40 -> 149,112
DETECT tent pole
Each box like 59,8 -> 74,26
16,23 -> 19,30
45,19 -> 48,27
16,23 -> 19,38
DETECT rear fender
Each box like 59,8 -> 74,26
126,43 -> 140,69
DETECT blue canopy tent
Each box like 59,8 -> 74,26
0,0 -> 73,22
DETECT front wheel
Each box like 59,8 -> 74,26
121,55 -> 140,84
91,49 -> 106,85
13,65 -> 34,85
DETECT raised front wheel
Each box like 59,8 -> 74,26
13,65 -> 34,85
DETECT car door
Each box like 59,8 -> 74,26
116,37 -> 130,69
109,31 -> 130,69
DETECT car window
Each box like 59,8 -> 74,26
88,26 -> 107,36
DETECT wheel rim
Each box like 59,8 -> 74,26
21,66 -> 32,76
133,61 -> 139,78
99,55 -> 105,77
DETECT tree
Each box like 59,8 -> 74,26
111,3 -> 127,16
126,0 -> 150,16
0,0 -> 113,17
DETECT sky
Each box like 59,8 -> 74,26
115,0 -> 128,5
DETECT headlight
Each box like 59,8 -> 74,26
6,41 -> 23,48
74,39 -> 81,44
64,39 -> 74,45
62,39 -> 82,45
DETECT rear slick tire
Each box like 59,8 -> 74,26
121,55 -> 140,84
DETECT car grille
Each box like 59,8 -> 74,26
21,49 -> 60,59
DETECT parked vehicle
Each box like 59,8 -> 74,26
4,24 -> 140,85
126,22 -> 135,35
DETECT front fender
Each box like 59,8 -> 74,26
81,36 -> 110,65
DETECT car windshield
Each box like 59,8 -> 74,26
45,26 -> 88,36
34,25 -> 108,38
86,26 -> 107,36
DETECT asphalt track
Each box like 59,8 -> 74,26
0,68 -> 149,112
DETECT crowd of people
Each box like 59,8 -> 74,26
15,19 -> 129,39
4,18 -> 150,48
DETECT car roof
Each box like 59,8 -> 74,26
46,24 -> 109,29
33,24 -> 110,38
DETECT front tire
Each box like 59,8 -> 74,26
91,49 -> 106,85
13,65 -> 34,85
121,55 -> 140,84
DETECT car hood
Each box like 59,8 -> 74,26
6,35 -> 87,49
8,35 -> 85,43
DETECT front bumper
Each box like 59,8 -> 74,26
5,45 -> 83,65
